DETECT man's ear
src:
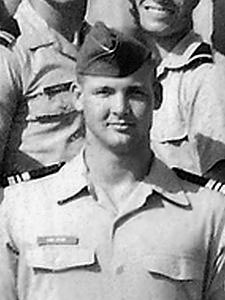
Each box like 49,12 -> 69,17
153,80 -> 163,110
71,82 -> 84,112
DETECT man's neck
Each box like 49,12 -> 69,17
145,25 -> 192,60
85,141 -> 152,190
29,0 -> 84,42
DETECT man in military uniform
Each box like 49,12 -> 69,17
0,0 -> 87,178
128,0 -> 225,181
0,22 -> 225,300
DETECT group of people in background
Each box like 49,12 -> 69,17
0,0 -> 225,180
0,0 -> 224,180
1,0 -> 225,299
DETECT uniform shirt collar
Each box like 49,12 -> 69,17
157,31 -> 203,73
144,156 -> 190,207
15,0 -> 85,59
53,149 -> 190,208
51,150 -> 88,205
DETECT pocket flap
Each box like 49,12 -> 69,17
142,255 -> 204,280
27,246 -> 95,271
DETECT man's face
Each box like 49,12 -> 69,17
135,0 -> 199,37
77,63 -> 155,154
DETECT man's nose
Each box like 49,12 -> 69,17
112,93 -> 130,115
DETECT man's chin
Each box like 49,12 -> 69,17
105,139 -> 140,156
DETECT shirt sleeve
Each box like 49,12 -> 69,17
0,191 -> 19,300
186,62 -> 225,175
0,46 -> 22,167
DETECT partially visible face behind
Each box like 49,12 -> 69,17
135,0 -> 200,37
76,63 -> 155,155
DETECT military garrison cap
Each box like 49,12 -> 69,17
76,21 -> 151,77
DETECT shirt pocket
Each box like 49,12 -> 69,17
26,81 -> 78,123
142,254 -> 204,281
26,245 -> 98,272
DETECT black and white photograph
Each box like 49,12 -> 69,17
0,0 -> 225,299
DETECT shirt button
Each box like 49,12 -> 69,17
116,265 -> 124,275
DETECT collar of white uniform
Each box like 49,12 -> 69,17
52,148 -> 190,208
157,31 -> 213,75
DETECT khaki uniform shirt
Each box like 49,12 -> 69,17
151,31 -> 225,175
0,0 -> 84,176
0,150 -> 225,300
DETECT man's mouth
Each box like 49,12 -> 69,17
142,1 -> 176,14
107,121 -> 135,130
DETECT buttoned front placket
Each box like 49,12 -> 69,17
48,153 -> 189,299
85,173 -> 155,299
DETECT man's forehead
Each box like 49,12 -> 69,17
82,71 -> 151,91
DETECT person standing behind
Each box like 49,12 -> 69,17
0,0 -> 87,179
128,0 -> 225,180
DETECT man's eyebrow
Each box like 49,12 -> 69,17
127,85 -> 147,93
91,86 -> 115,94
92,85 -> 112,91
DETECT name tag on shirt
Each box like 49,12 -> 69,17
37,235 -> 79,246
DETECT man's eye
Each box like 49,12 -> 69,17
128,90 -> 149,100
134,90 -> 147,96
93,88 -> 113,97
127,86 -> 149,97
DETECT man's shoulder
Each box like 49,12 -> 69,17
14,2 -> 53,52
148,157 -> 225,211
3,155 -> 84,207
174,168 -> 225,215
159,32 -> 213,73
